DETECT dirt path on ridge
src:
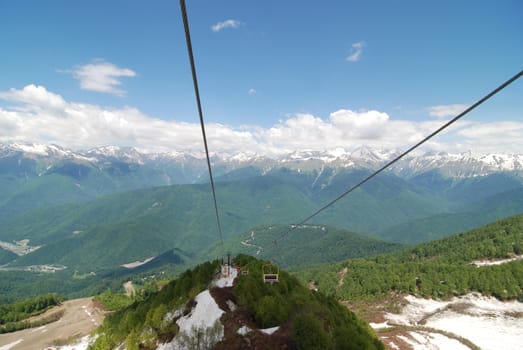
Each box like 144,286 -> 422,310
0,297 -> 104,350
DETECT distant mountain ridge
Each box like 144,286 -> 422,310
2,142 -> 523,182
1,141 -> 523,272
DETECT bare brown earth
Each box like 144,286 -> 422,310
210,286 -> 294,350
0,298 -> 105,350
343,295 -> 418,350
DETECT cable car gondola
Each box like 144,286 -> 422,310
262,263 -> 279,284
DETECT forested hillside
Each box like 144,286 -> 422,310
0,293 -> 62,334
91,255 -> 384,350
3,170 -> 522,274
0,225 -> 401,303
2,177 -> 315,271
201,224 -> 403,268
377,187 -> 523,243
1,166 -> 522,306
299,214 -> 523,301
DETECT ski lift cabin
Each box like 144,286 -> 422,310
262,263 -> 279,284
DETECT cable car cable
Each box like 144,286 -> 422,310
180,0 -> 225,247
179,0 -> 522,264
274,69 -> 522,247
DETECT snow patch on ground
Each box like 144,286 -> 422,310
157,266 -> 285,349
385,295 -> 451,325
382,293 -> 523,350
409,331 -> 469,350
213,266 -> 238,288
387,341 -> 400,350
177,290 -> 224,334
237,325 -> 252,336
369,321 -> 389,329
158,290 -> 225,350
0,340 -> 23,350
426,311 -> 523,350
260,326 -> 279,335
226,300 -> 237,312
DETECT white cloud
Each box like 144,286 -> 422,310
346,41 -> 365,62
71,60 -> 136,96
455,121 -> 523,154
0,85 -> 520,155
0,85 -> 258,153
257,110 -> 445,154
0,84 -> 65,111
248,88 -> 256,96
211,19 -> 241,32
429,104 -> 469,118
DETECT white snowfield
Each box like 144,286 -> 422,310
176,290 -> 224,336
397,332 -> 470,350
158,266 -> 238,350
376,293 -> 523,350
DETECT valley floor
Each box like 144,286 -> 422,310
0,298 -> 104,350
356,293 -> 523,350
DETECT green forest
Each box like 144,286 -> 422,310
201,224 -> 403,268
0,293 -> 62,333
91,255 -> 384,350
298,214 -> 523,301
2,215 -> 523,347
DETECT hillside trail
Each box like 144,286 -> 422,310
240,230 -> 263,255
0,297 -> 104,350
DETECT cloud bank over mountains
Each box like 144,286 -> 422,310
0,84 -> 521,155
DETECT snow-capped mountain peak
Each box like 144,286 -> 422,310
1,142 -> 522,179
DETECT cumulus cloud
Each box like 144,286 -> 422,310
346,41 -> 365,62
429,104 -> 470,118
454,121 -> 523,154
258,110 -> 447,154
71,60 -> 136,96
0,84 -> 65,111
211,19 -> 241,32
0,85 -> 519,155
0,85 -> 260,153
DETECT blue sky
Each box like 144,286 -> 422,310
0,0 -> 521,155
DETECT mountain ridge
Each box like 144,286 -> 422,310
3,142 -> 523,181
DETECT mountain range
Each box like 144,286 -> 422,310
3,142 -> 523,182
2,141 -> 522,219
1,141 -> 522,279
